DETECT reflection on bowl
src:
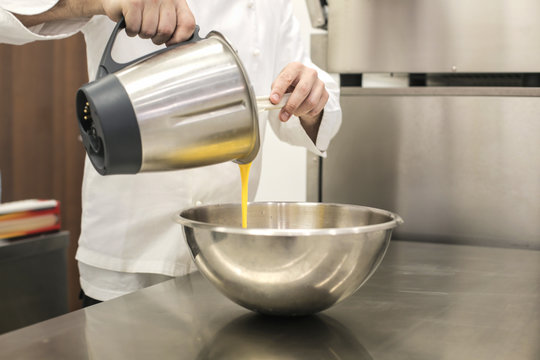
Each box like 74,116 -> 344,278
197,314 -> 372,360
177,202 -> 403,316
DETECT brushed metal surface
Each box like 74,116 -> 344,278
176,202 -> 402,316
1,241 -> 539,359
341,86 -> 540,97
322,89 -> 540,249
310,32 -> 329,71
327,0 -> 540,73
306,152 -> 321,202
115,32 -> 259,171
305,0 -> 327,28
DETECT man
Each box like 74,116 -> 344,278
0,0 -> 341,305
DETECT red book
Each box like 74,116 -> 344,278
0,200 -> 61,239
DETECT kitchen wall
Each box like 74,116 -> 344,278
0,35 -> 87,311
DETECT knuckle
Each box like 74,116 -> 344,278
307,68 -> 318,79
130,0 -> 143,10
140,29 -> 153,38
283,72 -> 295,84
157,23 -> 175,37
305,97 -> 317,109
151,37 -> 163,45
125,25 -> 138,36
183,15 -> 196,33
284,103 -> 298,114
172,17 -> 195,42
291,61 -> 302,70
297,83 -> 311,95
322,90 -> 329,103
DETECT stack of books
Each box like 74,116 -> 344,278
0,199 -> 61,240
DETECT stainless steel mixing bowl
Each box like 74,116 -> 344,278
176,202 -> 403,316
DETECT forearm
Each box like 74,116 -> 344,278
14,0 -> 103,27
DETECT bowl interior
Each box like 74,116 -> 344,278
178,202 -> 399,231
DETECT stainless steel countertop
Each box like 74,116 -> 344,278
1,240 -> 539,359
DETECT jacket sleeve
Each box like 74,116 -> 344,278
267,1 -> 342,157
0,0 -> 89,45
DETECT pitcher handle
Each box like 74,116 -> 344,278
96,18 -> 202,79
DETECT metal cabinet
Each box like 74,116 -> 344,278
0,231 -> 69,334
313,88 -> 540,249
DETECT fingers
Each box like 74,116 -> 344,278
270,62 -> 302,105
102,0 -> 124,22
288,71 -> 320,117
166,1 -> 196,46
152,1 -> 175,45
103,0 -> 195,45
271,62 -> 329,122
123,1 -> 142,37
298,79 -> 328,117
139,0 -> 159,39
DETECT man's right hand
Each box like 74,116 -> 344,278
101,0 -> 195,45
13,0 -> 195,46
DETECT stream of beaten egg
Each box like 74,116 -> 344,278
238,162 -> 252,228
236,95 -> 289,227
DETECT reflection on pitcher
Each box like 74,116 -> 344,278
196,313 -> 372,360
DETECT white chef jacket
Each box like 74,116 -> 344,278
0,0 -> 342,301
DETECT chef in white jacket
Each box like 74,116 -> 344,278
0,0 -> 341,304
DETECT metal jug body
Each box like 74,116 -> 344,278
117,32 -> 259,172
76,20 -> 259,175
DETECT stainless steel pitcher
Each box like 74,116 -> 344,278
76,20 -> 259,175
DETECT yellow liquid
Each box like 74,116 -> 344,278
238,162 -> 252,228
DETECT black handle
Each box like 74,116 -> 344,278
96,18 -> 202,79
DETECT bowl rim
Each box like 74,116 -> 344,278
175,201 -> 404,236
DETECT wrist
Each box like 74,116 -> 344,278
300,110 -> 323,144
79,0 -> 105,17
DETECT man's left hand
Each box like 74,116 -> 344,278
270,62 -> 329,143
